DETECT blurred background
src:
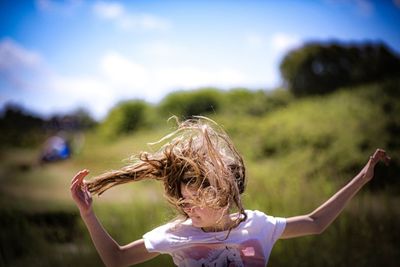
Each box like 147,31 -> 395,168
1,1 -> 399,266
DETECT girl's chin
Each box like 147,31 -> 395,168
191,217 -> 205,227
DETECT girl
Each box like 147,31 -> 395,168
70,117 -> 390,267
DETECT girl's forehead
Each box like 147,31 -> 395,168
180,184 -> 198,199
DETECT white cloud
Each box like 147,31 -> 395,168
143,41 -> 176,58
122,14 -> 170,31
156,67 -> 209,89
245,33 -> 267,48
100,51 -> 149,88
245,32 -> 301,55
135,66 -> 249,102
92,1 -> 124,19
158,66 -> 246,89
97,51 -> 250,101
92,1 -> 171,31
270,33 -> 301,54
35,0 -> 83,14
47,75 -> 115,118
0,38 -> 42,71
0,38 -> 47,92
98,50 -> 250,95
215,69 -> 247,86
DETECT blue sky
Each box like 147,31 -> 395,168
1,0 -> 399,120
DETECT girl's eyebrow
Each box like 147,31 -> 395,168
182,194 -> 197,200
182,191 -> 198,199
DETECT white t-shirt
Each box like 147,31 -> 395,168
143,210 -> 286,267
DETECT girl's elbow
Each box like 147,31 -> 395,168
104,247 -> 124,267
308,216 -> 327,235
104,259 -> 120,267
104,261 -> 118,267
313,224 -> 326,235
315,220 -> 332,235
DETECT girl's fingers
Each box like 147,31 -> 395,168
71,175 -> 83,188
70,178 -> 81,189
70,169 -> 89,188
84,191 -> 91,205
74,169 -> 89,180
82,183 -> 90,195
74,170 -> 88,184
71,176 -> 84,191
72,185 -> 91,208
384,155 -> 391,166
79,169 -> 89,181
370,149 -> 391,166
71,181 -> 80,193
70,170 -> 92,207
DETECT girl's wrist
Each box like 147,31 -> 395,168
80,207 -> 94,218
359,162 -> 375,183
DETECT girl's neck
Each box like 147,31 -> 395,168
200,213 -> 236,232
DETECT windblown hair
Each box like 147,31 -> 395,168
87,116 -> 247,230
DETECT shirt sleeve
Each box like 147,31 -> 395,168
252,210 -> 287,244
143,223 -> 173,253
268,216 -> 286,243
143,221 -> 190,253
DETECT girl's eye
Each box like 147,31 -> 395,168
180,202 -> 194,210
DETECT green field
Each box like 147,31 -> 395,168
1,80 -> 399,267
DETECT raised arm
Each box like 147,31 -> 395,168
70,170 -> 159,267
280,148 -> 391,239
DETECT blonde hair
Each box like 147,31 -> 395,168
87,116 -> 247,230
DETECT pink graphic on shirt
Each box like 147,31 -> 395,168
177,239 -> 265,267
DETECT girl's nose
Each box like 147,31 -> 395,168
184,205 -> 199,214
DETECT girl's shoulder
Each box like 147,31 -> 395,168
244,209 -> 270,222
144,217 -> 197,238
243,210 -> 286,230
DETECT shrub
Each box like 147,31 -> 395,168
98,100 -> 150,139
222,88 -> 270,116
158,88 -> 222,119
0,104 -> 45,147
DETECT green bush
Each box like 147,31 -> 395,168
0,104 -> 46,148
256,79 -> 400,189
222,88 -> 292,116
222,88 -> 268,116
98,100 -> 151,140
158,88 -> 222,119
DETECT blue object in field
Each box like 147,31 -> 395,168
41,135 -> 71,162
58,142 -> 70,159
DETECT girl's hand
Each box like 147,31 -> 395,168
70,169 -> 93,216
363,148 -> 391,182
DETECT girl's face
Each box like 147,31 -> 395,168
180,184 -> 230,231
